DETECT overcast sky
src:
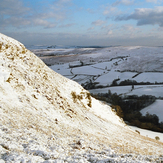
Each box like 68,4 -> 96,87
1,0 -> 163,46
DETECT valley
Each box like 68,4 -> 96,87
31,45 -> 163,136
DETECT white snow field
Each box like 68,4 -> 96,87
46,46 -> 163,89
129,125 -> 163,142
89,85 -> 163,98
0,34 -> 163,162
141,100 -> 163,122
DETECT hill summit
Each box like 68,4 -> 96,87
0,33 -> 163,162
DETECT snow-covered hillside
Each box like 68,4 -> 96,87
0,33 -> 163,162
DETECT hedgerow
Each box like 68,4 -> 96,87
92,91 -> 163,132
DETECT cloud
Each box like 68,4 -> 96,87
103,0 -> 134,19
115,6 -> 163,27
120,24 -> 141,37
0,0 -> 30,16
50,0 -> 73,20
59,23 -> 75,28
107,30 -> 113,35
0,0 -> 30,28
158,26 -> 163,31
112,0 -> 135,6
103,6 -> 117,15
5,27 -> 163,47
87,8 -> 96,14
146,0 -> 163,3
121,24 -> 138,31
91,20 -> 106,26
146,0 -> 157,3
55,0 -> 72,4
0,0 -> 73,29
103,5 -> 124,19
32,18 -> 57,28
87,27 -> 95,31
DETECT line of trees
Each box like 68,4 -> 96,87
92,91 -> 163,132
111,79 -> 163,87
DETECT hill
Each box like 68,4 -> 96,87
0,33 -> 163,162
42,45 -> 163,126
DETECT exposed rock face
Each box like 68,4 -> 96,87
0,33 -> 163,162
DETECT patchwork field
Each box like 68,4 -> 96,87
29,46 -> 163,122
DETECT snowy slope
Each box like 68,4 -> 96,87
0,33 -> 163,162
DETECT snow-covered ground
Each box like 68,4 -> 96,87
141,100 -> 163,122
1,33 -> 163,162
133,72 -> 163,83
89,85 -> 163,98
42,46 -> 163,88
129,125 -> 163,142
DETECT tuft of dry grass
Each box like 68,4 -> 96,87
0,42 -> 2,51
